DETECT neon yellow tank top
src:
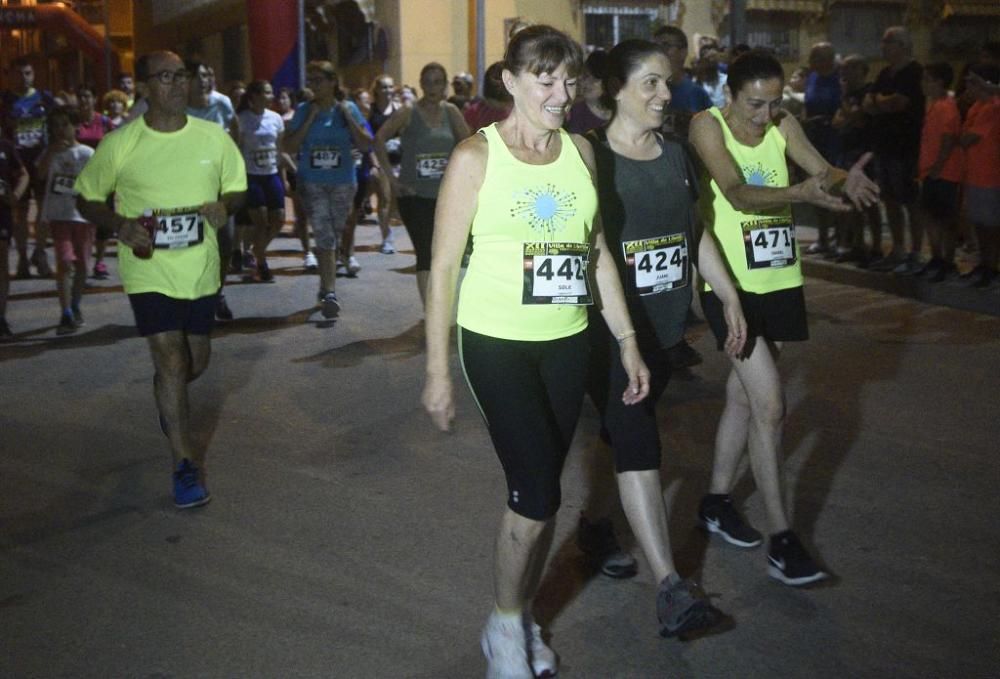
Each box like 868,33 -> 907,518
457,123 -> 597,340
701,107 -> 803,294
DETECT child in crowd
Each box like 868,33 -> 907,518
36,106 -> 95,334
916,63 -> 963,282
958,63 -> 1000,287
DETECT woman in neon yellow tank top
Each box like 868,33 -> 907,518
689,51 -> 879,588
422,25 -> 651,678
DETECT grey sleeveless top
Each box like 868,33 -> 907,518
398,102 -> 457,199
589,128 -> 700,349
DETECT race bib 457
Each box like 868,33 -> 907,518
152,206 -> 205,249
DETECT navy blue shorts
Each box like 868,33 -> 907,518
246,173 -> 285,210
128,292 -> 217,337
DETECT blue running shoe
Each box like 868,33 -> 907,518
173,459 -> 211,509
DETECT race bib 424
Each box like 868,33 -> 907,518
622,233 -> 689,296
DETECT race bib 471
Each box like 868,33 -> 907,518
742,217 -> 796,269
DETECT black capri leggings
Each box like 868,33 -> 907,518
586,323 -> 672,473
397,195 -> 435,271
459,326 -> 589,521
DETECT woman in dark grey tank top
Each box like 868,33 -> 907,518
582,39 -> 747,639
374,62 -> 469,306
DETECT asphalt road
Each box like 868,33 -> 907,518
2,222 -> 998,678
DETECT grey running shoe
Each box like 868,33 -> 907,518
577,516 -> 638,579
666,339 -> 703,369
767,530 -> 829,587
56,311 -> 77,336
657,573 -> 722,638
320,291 -> 341,319
699,494 -> 762,548
481,611 -> 533,679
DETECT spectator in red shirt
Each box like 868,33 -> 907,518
916,63 -> 964,282
958,63 -> 1000,287
462,62 -> 512,132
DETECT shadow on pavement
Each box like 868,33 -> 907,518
291,320 -> 425,368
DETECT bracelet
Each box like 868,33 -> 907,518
615,330 -> 636,344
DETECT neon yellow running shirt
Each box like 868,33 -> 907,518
457,124 -> 597,341
75,115 -> 246,299
701,107 -> 803,294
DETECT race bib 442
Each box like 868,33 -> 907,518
522,241 -> 592,305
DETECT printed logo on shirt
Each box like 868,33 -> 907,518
742,162 -> 779,187
510,183 -> 578,238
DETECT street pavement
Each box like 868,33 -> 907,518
2,221 -> 998,678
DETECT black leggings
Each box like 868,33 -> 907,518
397,195 -> 435,271
459,326 -> 588,520
586,324 -> 672,473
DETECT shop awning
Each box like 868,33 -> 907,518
943,1 -> 1000,17
0,4 -> 119,88
747,0 -> 824,11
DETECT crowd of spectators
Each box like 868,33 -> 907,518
1,27 -> 998,341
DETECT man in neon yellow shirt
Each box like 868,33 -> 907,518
77,51 -> 246,509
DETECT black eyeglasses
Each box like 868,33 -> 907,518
148,69 -> 191,85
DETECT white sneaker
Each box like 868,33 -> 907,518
380,240 -> 395,254
347,256 -> 361,277
525,614 -> 557,677
336,259 -> 348,277
303,251 -> 318,271
481,611 -> 533,679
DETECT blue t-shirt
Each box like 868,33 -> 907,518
187,91 -> 236,130
805,72 -> 841,119
668,75 -> 712,113
288,100 -> 366,185
2,88 -> 56,158
804,71 -> 842,163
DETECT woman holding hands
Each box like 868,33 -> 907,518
422,26 -> 650,678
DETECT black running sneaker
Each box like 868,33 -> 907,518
767,530 -> 828,587
699,494 -> 763,548
258,259 -> 274,282
657,573 -> 722,638
576,516 -> 638,579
